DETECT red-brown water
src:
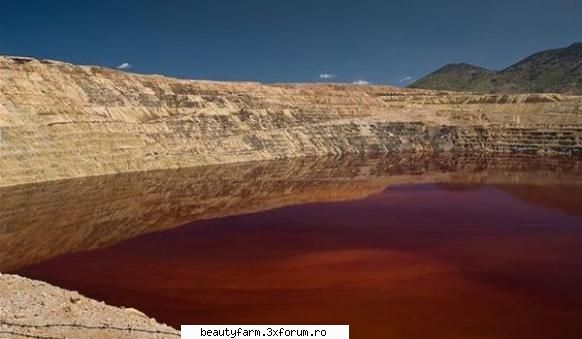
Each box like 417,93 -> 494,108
12,183 -> 582,339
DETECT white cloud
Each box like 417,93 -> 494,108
399,76 -> 414,83
352,80 -> 370,85
117,62 -> 133,70
319,73 -> 336,79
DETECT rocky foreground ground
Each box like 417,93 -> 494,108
0,274 -> 179,339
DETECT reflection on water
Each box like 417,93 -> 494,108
3,155 -> 582,338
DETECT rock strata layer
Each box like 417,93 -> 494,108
1,56 -> 581,186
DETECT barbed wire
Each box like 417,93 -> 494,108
0,320 -> 180,338
0,329 -> 63,339
0,331 -> 66,339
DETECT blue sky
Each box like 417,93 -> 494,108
0,0 -> 581,85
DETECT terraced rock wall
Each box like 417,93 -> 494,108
1,56 -> 581,186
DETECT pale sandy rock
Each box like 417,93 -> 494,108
0,56 -> 580,187
0,273 -> 179,338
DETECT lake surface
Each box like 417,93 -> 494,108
3,155 -> 582,339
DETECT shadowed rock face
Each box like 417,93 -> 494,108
1,57 -> 581,186
1,154 -> 581,272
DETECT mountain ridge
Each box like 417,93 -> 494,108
410,43 -> 582,94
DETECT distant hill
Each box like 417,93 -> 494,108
410,43 -> 582,94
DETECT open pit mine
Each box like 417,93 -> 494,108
1,56 -> 580,187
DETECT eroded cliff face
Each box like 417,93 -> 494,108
1,56 -> 581,186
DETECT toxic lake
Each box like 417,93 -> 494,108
2,154 -> 582,339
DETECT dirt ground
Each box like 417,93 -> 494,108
0,273 -> 179,339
